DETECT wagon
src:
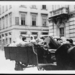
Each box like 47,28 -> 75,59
4,44 -> 57,70
35,44 -> 57,70
4,36 -> 61,71
4,45 -> 38,70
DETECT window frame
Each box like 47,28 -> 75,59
59,27 -> 64,37
41,14 -> 48,27
15,17 -> 19,25
20,12 -> 26,25
9,13 -> 12,26
42,5 -> 47,10
31,5 -> 37,9
31,13 -> 37,26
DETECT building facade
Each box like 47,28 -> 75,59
0,4 -> 51,46
49,5 -> 75,43
1,4 -> 75,46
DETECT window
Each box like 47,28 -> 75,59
20,5 -> 26,8
20,32 -> 27,38
5,15 -> 7,28
0,5 -> 1,15
0,35 -> 1,39
42,32 -> 48,35
0,19 -> 1,30
3,39 -> 5,45
9,5 -> 12,9
2,34 -> 4,37
31,14 -> 37,26
32,20 -> 36,26
2,17 -> 4,29
1,19 -> 2,30
1,18 -> 2,29
9,13 -> 12,26
6,38 -> 8,44
20,13 -> 26,25
32,32 -> 37,35
6,5 -> 8,11
42,19 -> 47,26
5,33 -> 7,36
3,17 -> 4,29
3,17 -> 5,29
6,15 -> 8,27
2,6 -> 4,13
21,32 -> 27,35
9,38 -> 11,43
42,5 -> 46,9
60,27 -> 64,37
9,32 -> 11,35
31,5 -> 37,9
32,32 -> 38,39
0,40 -> 1,45
42,14 -> 48,27
15,17 -> 19,25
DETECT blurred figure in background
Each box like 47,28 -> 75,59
56,38 -> 63,45
36,37 -> 44,45
67,39 -> 74,46
61,37 -> 70,45
8,41 -> 16,47
35,35 -> 44,45
30,36 -> 36,43
9,34 -> 27,47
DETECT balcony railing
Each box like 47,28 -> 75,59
50,7 -> 69,17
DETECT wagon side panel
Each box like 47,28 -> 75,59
4,47 -> 10,60
16,47 -> 28,63
27,46 -> 37,66
9,47 -> 17,60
